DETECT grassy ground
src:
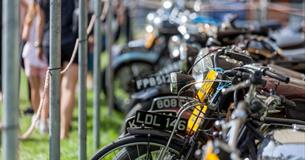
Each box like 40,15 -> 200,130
0,53 -> 124,159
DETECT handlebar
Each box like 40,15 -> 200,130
264,70 -> 290,83
268,64 -> 305,80
222,69 -> 266,95
255,65 -> 305,86
244,64 -> 290,83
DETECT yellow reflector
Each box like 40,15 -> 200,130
187,70 -> 218,134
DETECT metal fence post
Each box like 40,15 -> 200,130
78,0 -> 88,159
93,0 -> 102,150
2,0 -> 20,159
49,0 -> 61,159
106,0 -> 114,115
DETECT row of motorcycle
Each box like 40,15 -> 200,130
93,1 -> 305,160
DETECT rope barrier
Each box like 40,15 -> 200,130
20,70 -> 50,139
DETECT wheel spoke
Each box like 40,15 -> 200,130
93,137 -> 181,160
145,142 -> 153,160
136,144 -> 140,158
126,148 -> 132,160
114,148 -> 119,160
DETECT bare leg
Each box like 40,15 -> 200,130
29,75 -> 41,113
60,63 -> 78,139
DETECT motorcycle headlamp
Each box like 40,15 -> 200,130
192,48 -> 214,89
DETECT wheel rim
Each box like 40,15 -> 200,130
97,142 -> 180,160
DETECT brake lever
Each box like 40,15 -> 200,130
222,69 -> 266,95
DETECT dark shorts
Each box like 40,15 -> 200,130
44,42 -> 78,66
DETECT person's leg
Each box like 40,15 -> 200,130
24,61 -> 40,112
21,42 -> 34,114
60,62 -> 78,139
27,80 -> 32,106
29,73 -> 41,112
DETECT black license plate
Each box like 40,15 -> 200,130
135,74 -> 171,90
134,111 -> 187,132
150,96 -> 194,111
124,111 -> 177,134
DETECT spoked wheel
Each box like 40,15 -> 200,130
102,62 -> 154,113
91,135 -> 183,160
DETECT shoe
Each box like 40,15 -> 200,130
23,107 -> 34,115
39,120 -> 49,134
32,114 -> 40,129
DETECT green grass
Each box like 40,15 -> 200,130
0,68 -> 124,159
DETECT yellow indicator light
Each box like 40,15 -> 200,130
145,32 -> 156,49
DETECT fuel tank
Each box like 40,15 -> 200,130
257,129 -> 305,160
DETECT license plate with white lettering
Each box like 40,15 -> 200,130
135,74 -> 171,90
134,111 -> 187,132
124,111 -> 178,134
150,96 -> 194,111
